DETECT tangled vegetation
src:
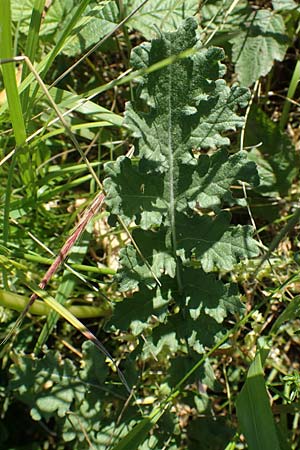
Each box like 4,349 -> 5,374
0,1 -> 300,449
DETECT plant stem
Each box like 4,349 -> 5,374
0,290 -> 112,318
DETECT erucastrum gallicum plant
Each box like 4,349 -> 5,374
104,18 -> 260,385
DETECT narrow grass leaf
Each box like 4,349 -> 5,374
0,1 -> 35,196
26,0 -> 91,110
279,59 -> 300,130
23,281 -> 129,392
21,0 -> 46,114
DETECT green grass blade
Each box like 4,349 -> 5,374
0,245 -> 115,275
0,3 -> 35,197
26,0 -> 91,111
21,0 -> 46,114
270,295 -> 300,336
0,0 -> 91,115
0,0 -> 35,285
236,338 -> 281,450
0,1 -> 104,114
2,155 -> 16,289
111,407 -> 166,450
254,208 -> 300,277
279,59 -> 300,130
42,0 -> 91,76
22,281 -> 129,392
0,1 -> 26,145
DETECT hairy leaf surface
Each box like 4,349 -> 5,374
105,18 -> 259,359
8,342 -> 119,447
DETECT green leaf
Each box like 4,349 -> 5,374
116,233 -> 176,291
187,417 -> 234,450
11,0 -> 75,36
126,0 -> 199,39
111,266 -> 244,354
105,149 -> 259,227
125,55 -> 249,158
201,0 -> 249,27
272,0 -> 299,11
108,283 -> 170,335
80,340 -> 109,385
11,0 -> 39,32
9,341 -> 110,446
245,106 -> 298,196
152,311 -> 226,355
236,339 -> 281,450
39,0 -> 74,36
177,149 -> 259,212
182,270 -> 245,322
63,1 -> 119,56
177,211 -> 259,272
104,157 -> 166,228
231,9 -> 289,86
9,351 -> 80,421
270,296 -> 300,335
105,17 -> 258,359
200,0 -> 252,51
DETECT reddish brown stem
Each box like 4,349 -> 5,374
22,192 -> 105,319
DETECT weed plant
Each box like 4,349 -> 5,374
0,1 -> 300,449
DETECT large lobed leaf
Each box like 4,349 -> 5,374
8,342 -> 112,446
105,18 -> 259,356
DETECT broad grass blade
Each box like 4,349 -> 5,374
236,338 -> 281,450
270,295 -> 300,336
0,1 -> 35,196
111,407 -> 166,450
0,1 -> 26,145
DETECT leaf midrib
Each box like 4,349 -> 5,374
167,48 -> 183,293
